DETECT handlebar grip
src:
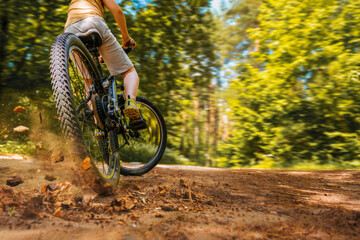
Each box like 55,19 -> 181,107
123,47 -> 132,54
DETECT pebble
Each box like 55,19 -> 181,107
6,176 -> 24,187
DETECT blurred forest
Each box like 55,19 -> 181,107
1,0 -> 360,169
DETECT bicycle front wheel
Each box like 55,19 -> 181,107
50,33 -> 120,186
118,96 -> 167,176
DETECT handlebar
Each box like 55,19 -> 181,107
122,47 -> 132,54
122,39 -> 135,54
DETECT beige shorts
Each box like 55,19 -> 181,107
65,17 -> 133,76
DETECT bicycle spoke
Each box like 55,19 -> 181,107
71,53 -> 85,99
68,49 -> 116,177
118,100 -> 163,169
50,33 -> 121,184
69,59 -> 86,102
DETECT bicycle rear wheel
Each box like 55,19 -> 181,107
118,96 -> 167,176
50,33 -> 120,186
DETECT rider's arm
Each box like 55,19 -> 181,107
103,0 -> 131,44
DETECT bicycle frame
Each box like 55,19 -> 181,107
51,32 -> 166,182
78,33 -> 146,140
83,35 -> 122,120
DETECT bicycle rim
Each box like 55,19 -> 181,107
68,45 -> 119,181
118,99 -> 165,173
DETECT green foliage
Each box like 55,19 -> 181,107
218,0 -> 262,61
120,143 -> 191,165
3,0 -> 359,169
0,1 -> 219,166
0,88 -> 60,155
0,0 -> 67,89
0,140 -> 36,155
120,0 -> 220,164
220,0 -> 360,168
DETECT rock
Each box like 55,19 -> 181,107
179,179 -> 188,188
0,202 -> 3,216
61,200 -> 73,209
82,194 -> 95,206
205,200 -> 215,206
53,208 -> 62,217
47,183 -> 58,192
45,175 -> 56,181
111,198 -> 135,211
74,196 -> 83,203
51,151 -> 64,163
253,233 -> 263,240
155,212 -> 164,218
29,196 -> 43,209
6,176 -> 24,187
312,209 -> 322,215
113,206 -> 121,212
36,143 -> 42,150
108,206 -> 114,213
42,182 -> 71,193
0,186 -> 14,195
81,157 -> 92,171
125,199 -> 135,210
161,205 -> 177,211
23,196 -> 43,219
13,106 -> 26,113
159,185 -> 169,194
13,126 -> 29,134
41,184 -> 47,194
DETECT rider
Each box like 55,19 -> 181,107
65,0 -> 140,120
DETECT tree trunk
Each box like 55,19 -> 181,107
205,85 -> 212,167
212,95 -> 219,166
180,111 -> 187,155
0,3 -> 9,83
194,90 -> 199,160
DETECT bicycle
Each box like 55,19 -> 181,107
49,32 -> 167,187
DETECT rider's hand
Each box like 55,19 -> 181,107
122,37 -> 137,49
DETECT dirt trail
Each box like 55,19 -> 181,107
0,154 -> 359,240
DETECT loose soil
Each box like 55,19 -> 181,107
0,154 -> 359,240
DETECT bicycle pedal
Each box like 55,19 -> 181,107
93,131 -> 105,139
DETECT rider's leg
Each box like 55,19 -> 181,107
65,18 -> 138,119
84,78 -> 93,110
121,67 -> 141,120
121,67 -> 139,100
